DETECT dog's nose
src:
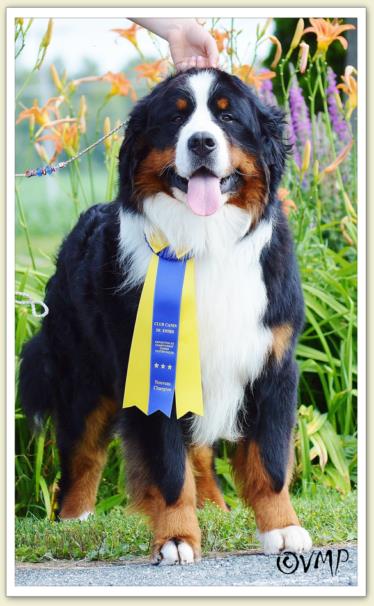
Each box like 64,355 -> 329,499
188,132 -> 217,157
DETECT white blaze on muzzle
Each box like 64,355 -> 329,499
175,72 -> 232,216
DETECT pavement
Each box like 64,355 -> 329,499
15,544 -> 357,587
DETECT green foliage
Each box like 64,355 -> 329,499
15,18 -> 358,521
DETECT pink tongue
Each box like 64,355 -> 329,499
187,173 -> 222,216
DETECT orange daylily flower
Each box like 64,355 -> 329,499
16,97 -> 62,128
37,121 -> 80,161
337,66 -> 357,119
102,71 -> 137,101
303,18 -> 355,56
134,59 -> 169,86
278,188 -> 297,216
111,23 -> 140,48
210,29 -> 229,53
233,65 -> 276,91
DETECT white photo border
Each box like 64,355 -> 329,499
7,6 -> 367,597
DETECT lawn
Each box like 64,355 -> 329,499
15,487 -> 357,563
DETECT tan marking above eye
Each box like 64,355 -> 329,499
217,97 -> 229,110
176,98 -> 188,110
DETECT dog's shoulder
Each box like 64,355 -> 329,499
57,202 -> 119,268
45,201 -> 122,311
260,202 -> 304,335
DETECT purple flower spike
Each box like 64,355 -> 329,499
259,75 -> 277,106
288,78 -> 312,168
326,67 -> 351,146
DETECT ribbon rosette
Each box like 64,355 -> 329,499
123,235 -> 203,419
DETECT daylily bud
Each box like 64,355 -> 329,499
345,65 -> 357,78
301,139 -> 311,174
50,64 -> 63,91
103,117 -> 112,151
34,142 -> 50,164
299,42 -> 309,74
259,18 -> 273,39
41,19 -> 53,48
334,91 -> 343,110
29,113 -> 35,139
78,95 -> 87,134
343,191 -> 356,218
323,140 -> 353,174
112,119 -> 122,142
340,217 -> 354,246
290,18 -> 304,51
269,35 -> 282,69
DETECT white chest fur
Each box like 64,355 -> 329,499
118,196 -> 273,445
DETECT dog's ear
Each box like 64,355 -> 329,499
230,75 -> 289,196
256,103 -> 290,195
117,97 -> 149,205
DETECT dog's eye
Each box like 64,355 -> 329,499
172,114 -> 183,124
220,113 -> 233,123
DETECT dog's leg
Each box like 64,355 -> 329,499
122,410 -> 201,565
58,398 -> 118,520
190,445 -> 229,511
233,360 -> 312,555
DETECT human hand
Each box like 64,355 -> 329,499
167,20 -> 219,71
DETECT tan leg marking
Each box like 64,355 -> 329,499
127,455 -> 201,560
233,441 -> 299,532
59,398 -> 118,519
272,323 -> 293,363
190,446 -> 229,511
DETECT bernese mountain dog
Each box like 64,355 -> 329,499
20,68 -> 312,565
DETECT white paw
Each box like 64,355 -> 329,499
258,525 -> 312,555
152,540 -> 195,565
60,510 -> 93,521
78,510 -> 93,521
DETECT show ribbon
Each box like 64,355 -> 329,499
123,235 -> 203,419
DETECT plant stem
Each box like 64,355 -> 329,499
230,19 -> 235,73
83,134 -> 95,203
315,58 -> 347,207
15,185 -> 36,270
68,164 -> 80,218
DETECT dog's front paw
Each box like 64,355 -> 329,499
257,525 -> 312,555
152,539 -> 198,565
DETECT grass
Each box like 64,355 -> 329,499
15,487 -> 357,562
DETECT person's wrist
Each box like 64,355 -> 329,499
165,18 -> 201,43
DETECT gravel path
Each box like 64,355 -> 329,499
15,545 -> 357,587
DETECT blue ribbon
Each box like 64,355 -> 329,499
148,250 -> 187,416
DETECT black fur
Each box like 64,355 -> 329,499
19,68 -> 304,511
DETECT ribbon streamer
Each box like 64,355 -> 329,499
123,238 -> 203,419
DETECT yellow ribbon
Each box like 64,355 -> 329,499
123,237 -> 203,419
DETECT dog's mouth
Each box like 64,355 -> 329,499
166,167 -> 241,216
